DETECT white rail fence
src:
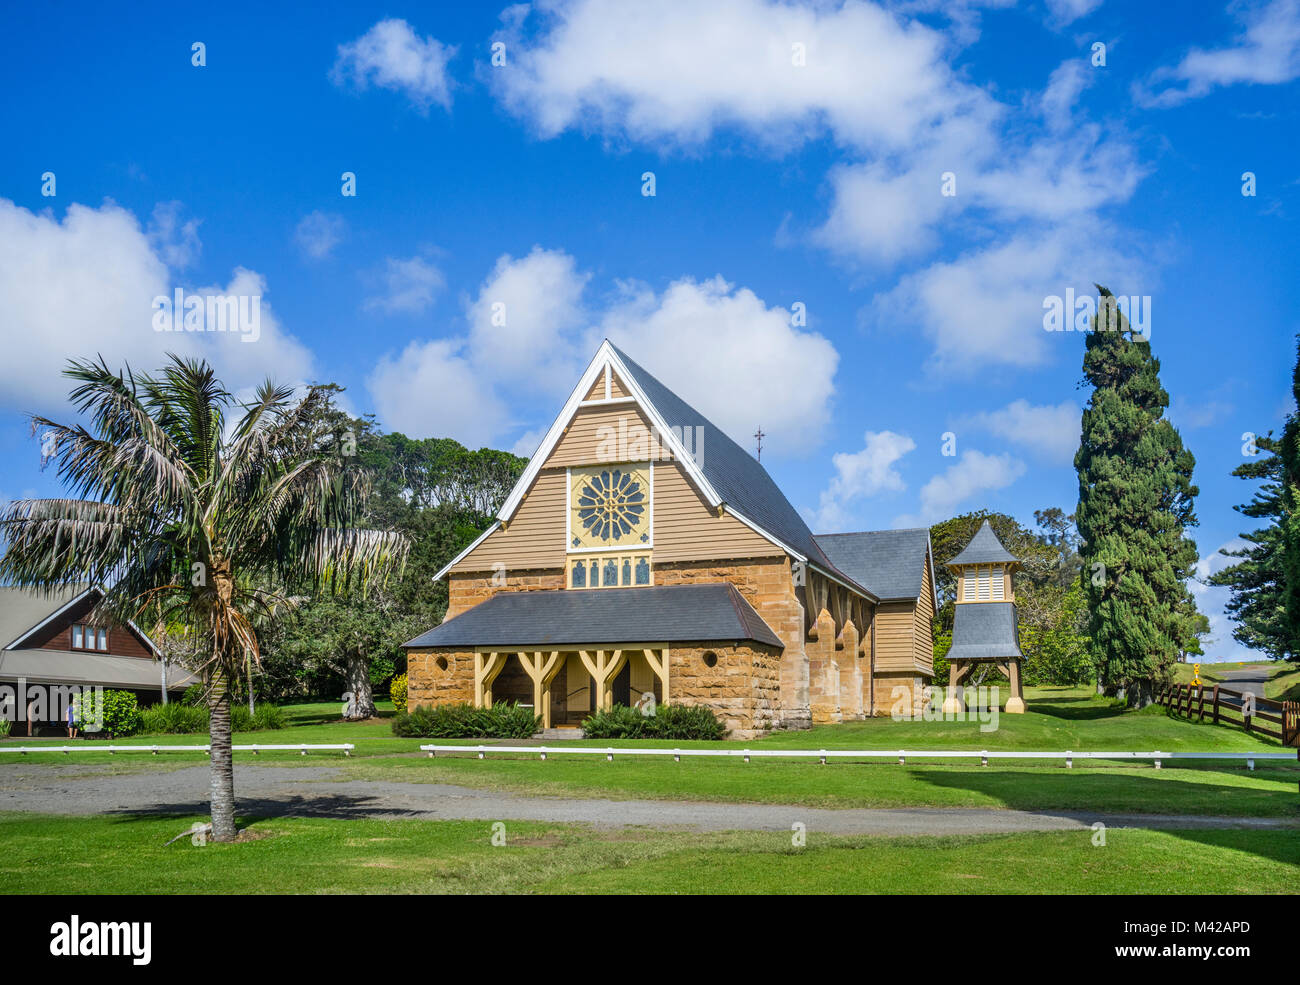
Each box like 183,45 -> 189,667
0,743 -> 354,756
419,745 -> 1299,771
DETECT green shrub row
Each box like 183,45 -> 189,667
581,703 -> 727,740
131,699 -> 287,735
391,702 -> 540,738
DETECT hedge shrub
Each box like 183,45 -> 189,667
582,703 -> 726,740
390,673 -> 408,714
391,702 -> 540,739
76,689 -> 143,738
137,702 -> 286,734
140,702 -> 208,734
232,704 -> 287,732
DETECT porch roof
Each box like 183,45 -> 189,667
403,583 -> 784,650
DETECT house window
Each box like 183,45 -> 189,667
977,565 -> 992,601
566,552 -> 652,589
71,624 -> 108,651
569,464 -> 651,550
962,572 -> 976,602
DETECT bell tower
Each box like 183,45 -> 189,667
940,520 -> 1026,714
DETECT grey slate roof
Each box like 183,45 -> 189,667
945,602 -> 1023,661
609,344 -> 873,598
813,529 -> 931,601
947,520 -> 1019,567
403,583 -> 784,649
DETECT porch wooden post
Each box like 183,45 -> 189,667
642,646 -> 671,706
1006,660 -> 1025,714
474,651 -> 506,709
942,661 -> 965,714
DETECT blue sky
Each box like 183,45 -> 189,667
1,0 -> 1297,660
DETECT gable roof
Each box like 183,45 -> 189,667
0,584 -> 160,656
440,340 -> 875,600
947,520 -> 1018,567
0,585 -> 88,650
609,343 -> 835,572
403,583 -> 783,649
814,528 -> 935,603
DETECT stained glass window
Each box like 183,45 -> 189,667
572,562 -> 586,588
570,465 -> 650,549
635,557 -> 650,585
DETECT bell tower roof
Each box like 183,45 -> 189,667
946,520 -> 1019,568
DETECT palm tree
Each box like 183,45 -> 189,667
0,356 -> 407,841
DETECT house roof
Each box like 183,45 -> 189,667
0,585 -> 87,650
0,648 -> 195,691
945,602 -> 1023,661
403,583 -> 784,650
947,520 -> 1019,567
0,584 -> 160,656
813,528 -> 934,602
608,344 -> 868,594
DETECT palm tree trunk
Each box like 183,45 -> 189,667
208,665 -> 237,842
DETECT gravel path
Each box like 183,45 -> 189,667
1,763 -> 1294,835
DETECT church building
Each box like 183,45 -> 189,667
404,341 -> 936,738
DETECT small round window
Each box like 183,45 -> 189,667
702,651 -> 718,668
435,656 -> 449,672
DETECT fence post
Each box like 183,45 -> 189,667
1197,684 -> 1207,722
1212,685 -> 1220,726
1243,693 -> 1252,734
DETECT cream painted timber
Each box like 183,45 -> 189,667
651,462 -> 774,562
913,553 -> 936,675
451,462 -> 773,573
449,470 -> 566,572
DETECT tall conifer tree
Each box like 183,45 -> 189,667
1075,287 -> 1200,706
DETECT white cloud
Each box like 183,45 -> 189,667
0,198 -> 314,415
492,0 -> 976,151
367,338 -> 509,448
597,276 -> 839,456
1168,393 -> 1234,430
1044,0 -> 1104,26
364,254 -> 445,314
1136,0 -> 1300,107
466,247 -> 589,396
809,430 -> 917,532
365,247 -> 839,454
869,222 -> 1141,375
146,202 -> 201,269
895,450 -> 1025,525
294,211 -> 347,259
331,18 -> 456,111
491,4 -> 1145,373
968,399 -> 1080,464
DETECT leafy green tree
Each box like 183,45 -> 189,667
1075,287 -> 1200,706
0,358 -> 406,840
266,590 -> 425,718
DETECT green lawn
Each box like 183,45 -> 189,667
1,812 -> 1294,894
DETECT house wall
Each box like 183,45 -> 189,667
22,595 -> 153,659
654,556 -> 809,730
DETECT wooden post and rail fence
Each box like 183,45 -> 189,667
1156,682 -> 1299,747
